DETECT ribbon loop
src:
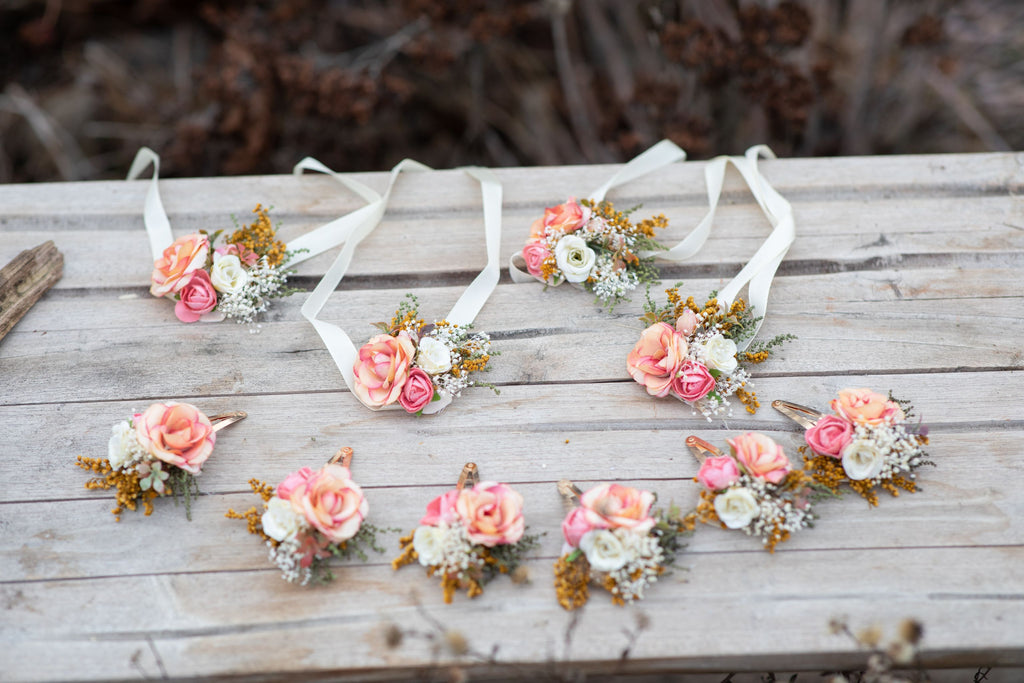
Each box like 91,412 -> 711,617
126,147 -> 173,261
588,139 -> 687,203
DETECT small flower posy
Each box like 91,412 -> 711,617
226,447 -> 388,585
76,403 -> 246,520
150,205 -> 300,325
774,388 -> 932,506
520,197 -> 668,309
554,481 -> 694,610
629,285 -> 795,420
353,294 -> 496,414
688,433 -> 816,552
393,463 -> 539,603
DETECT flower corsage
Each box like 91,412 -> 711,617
519,197 -> 668,309
392,464 -> 539,603
151,205 -> 300,324
774,388 -> 932,506
687,433 -> 816,552
353,294 -> 495,414
554,481 -> 694,610
629,285 -> 794,419
226,447 -> 388,585
76,403 -> 246,520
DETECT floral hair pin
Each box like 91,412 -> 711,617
226,446 -> 388,585
553,480 -> 694,610
76,403 -> 246,520
773,388 -> 932,506
628,146 -> 796,420
686,433 -> 816,552
392,463 -> 539,603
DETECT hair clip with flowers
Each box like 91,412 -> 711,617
226,446 -> 388,585
553,480 -> 695,610
392,463 -> 539,603
773,388 -> 932,506
76,402 -> 246,521
299,159 -> 503,415
627,146 -> 796,420
127,148 -> 384,325
686,433 -> 816,552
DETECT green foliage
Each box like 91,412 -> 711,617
651,503 -> 693,566
482,531 -> 543,583
167,467 -> 200,521
745,333 -> 797,355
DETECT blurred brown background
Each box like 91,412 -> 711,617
1,0 -> 1020,183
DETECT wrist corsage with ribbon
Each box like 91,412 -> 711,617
76,403 -> 246,520
687,433 -> 816,552
774,389 -> 932,506
226,447 -> 388,585
554,481 -> 694,610
392,464 -> 539,603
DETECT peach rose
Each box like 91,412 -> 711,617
352,332 -> 416,408
805,415 -> 855,458
579,483 -> 655,533
174,269 -> 218,323
627,323 -> 688,398
399,367 -> 434,413
696,455 -> 741,491
671,360 -> 716,402
561,507 -> 595,548
538,198 -> 590,236
456,482 -> 525,547
277,467 -> 316,500
420,489 -> 460,526
135,402 -> 215,474
151,233 -> 210,298
728,432 -> 791,484
522,239 -> 552,279
831,388 -> 905,426
289,464 -> 368,544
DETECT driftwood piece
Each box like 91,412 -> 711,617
0,240 -> 63,342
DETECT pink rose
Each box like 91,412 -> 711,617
579,483 -> 655,533
352,332 -> 416,408
627,323 -> 688,398
675,309 -> 698,337
696,455 -> 741,491
135,402 -> 215,474
216,243 -> 259,266
399,367 -> 434,413
420,489 -> 460,526
456,481 -> 525,547
288,464 -> 368,544
671,360 -> 716,402
561,507 -> 595,548
728,432 -> 791,484
522,239 -> 552,279
537,198 -> 590,236
151,233 -> 209,298
277,467 -> 316,500
174,269 -> 218,323
832,388 -> 905,426
805,415 -> 855,458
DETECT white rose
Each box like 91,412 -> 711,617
841,438 -> 886,481
554,235 -> 596,283
261,497 -> 305,542
107,420 -> 136,470
413,525 -> 446,566
699,334 -> 738,373
416,336 -> 453,375
713,487 -> 760,529
210,254 -> 250,294
579,529 -> 629,572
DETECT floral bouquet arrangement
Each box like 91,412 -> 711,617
519,197 -> 668,309
688,433 -> 816,552
151,204 -> 298,324
226,448 -> 387,585
353,294 -> 495,414
393,465 -> 538,603
554,482 -> 694,610
76,402 -> 245,520
629,285 -> 794,419
775,388 -> 932,506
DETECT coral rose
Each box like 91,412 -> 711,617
627,323 -> 688,398
174,269 -> 218,323
352,332 -> 416,408
289,464 -> 368,544
456,482 -> 525,547
420,489 -> 460,526
399,368 -> 434,413
805,415 -> 855,458
579,483 -> 655,533
671,360 -> 716,402
561,507 -> 595,548
728,432 -> 791,484
538,198 -> 590,236
832,388 -> 905,426
696,455 -> 741,491
522,239 -> 552,280
151,233 -> 209,297
135,402 -> 215,474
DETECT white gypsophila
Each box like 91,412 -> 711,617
681,315 -> 753,422
846,422 -> 925,484
108,420 -> 148,470
841,437 -> 887,481
579,529 -> 629,572
699,333 -> 739,373
218,258 -> 288,325
416,336 -> 453,375
413,525 -> 447,566
554,235 -> 597,283
606,528 -> 665,602
268,536 -> 312,585
588,253 -> 640,303
210,254 -> 250,293
714,487 -> 760,529
428,324 -> 491,399
730,473 -> 815,547
416,522 -> 483,580
261,497 -> 307,542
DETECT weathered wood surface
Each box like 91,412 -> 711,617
1,151 -> 1022,681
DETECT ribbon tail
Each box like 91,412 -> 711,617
126,147 -> 173,260
588,139 -> 686,203
445,166 -> 503,327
